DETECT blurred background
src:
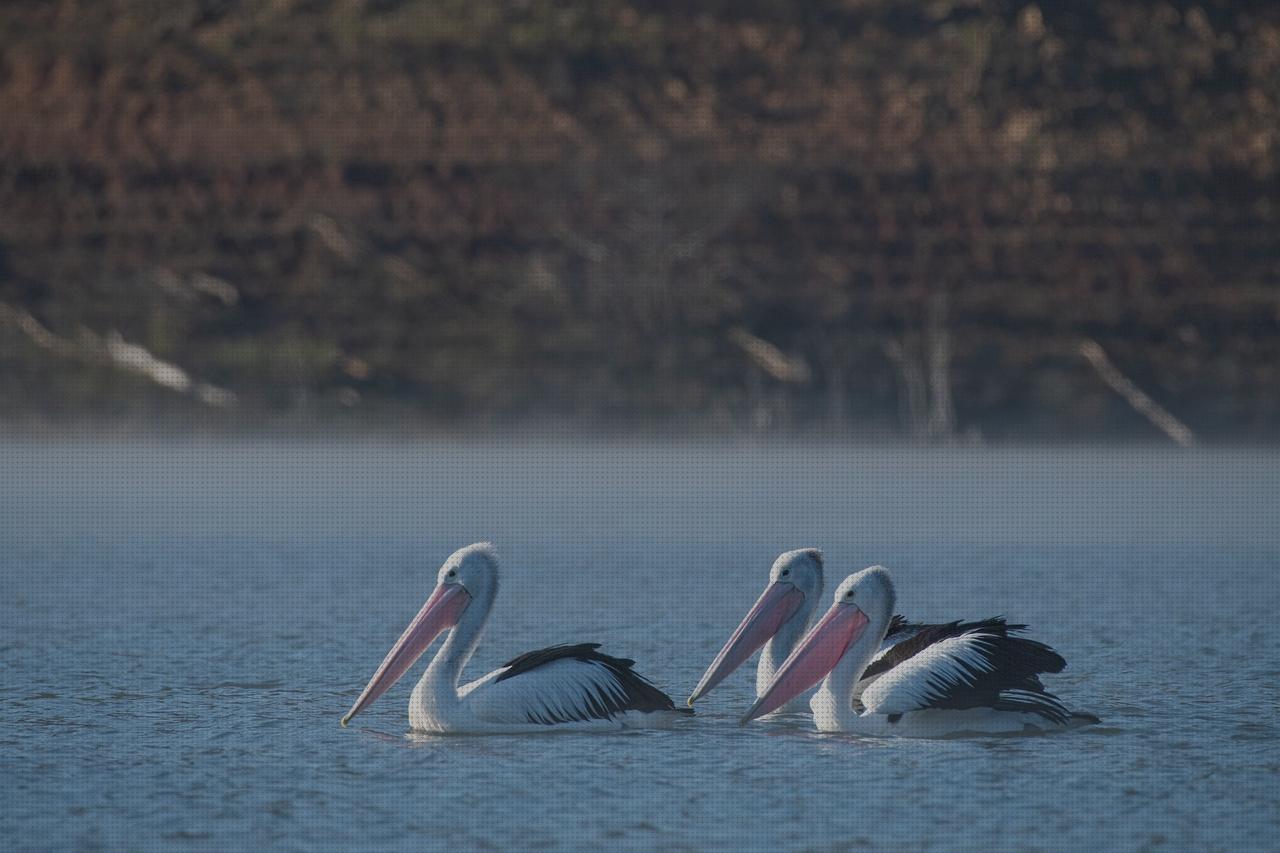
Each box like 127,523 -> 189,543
0,0 -> 1276,442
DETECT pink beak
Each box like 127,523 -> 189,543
341,583 -> 471,726
740,602 -> 870,723
687,581 -> 806,706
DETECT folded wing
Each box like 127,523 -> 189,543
461,643 -> 683,725
858,619 -> 1072,723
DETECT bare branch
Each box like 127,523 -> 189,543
925,292 -> 955,440
884,337 -> 927,440
729,328 -> 812,384
0,302 -> 237,408
1079,339 -> 1194,447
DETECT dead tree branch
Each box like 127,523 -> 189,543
729,328 -> 812,384
0,302 -> 237,408
886,292 -> 957,443
924,292 -> 955,440
1079,339 -> 1194,447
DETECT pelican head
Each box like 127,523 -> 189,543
439,542 -> 500,601
341,543 -> 498,726
769,548 -> 825,597
830,565 -> 894,628
741,565 -> 896,723
686,548 -> 824,706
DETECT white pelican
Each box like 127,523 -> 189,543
687,549 -> 932,710
341,543 -> 691,733
741,566 -> 1099,736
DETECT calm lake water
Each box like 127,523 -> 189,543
3,440 -> 1279,850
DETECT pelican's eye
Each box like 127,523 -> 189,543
845,590 -> 855,600
447,569 -> 457,579
780,568 -> 790,577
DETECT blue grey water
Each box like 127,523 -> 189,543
2,440 -> 1279,850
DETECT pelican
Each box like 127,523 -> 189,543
687,549 -> 932,710
741,566 -> 1100,736
341,543 -> 691,733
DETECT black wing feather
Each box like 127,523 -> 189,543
495,643 -> 687,724
864,618 -> 1072,723
885,614 -> 916,638
883,614 -> 932,648
865,618 -> 1065,680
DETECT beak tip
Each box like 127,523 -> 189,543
340,714 -> 351,728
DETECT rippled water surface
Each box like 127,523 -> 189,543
3,440 -> 1279,850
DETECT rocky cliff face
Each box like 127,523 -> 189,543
1,1 -> 1277,439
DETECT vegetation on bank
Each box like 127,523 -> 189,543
0,1 -> 1277,440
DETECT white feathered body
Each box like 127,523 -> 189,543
410,649 -> 690,734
